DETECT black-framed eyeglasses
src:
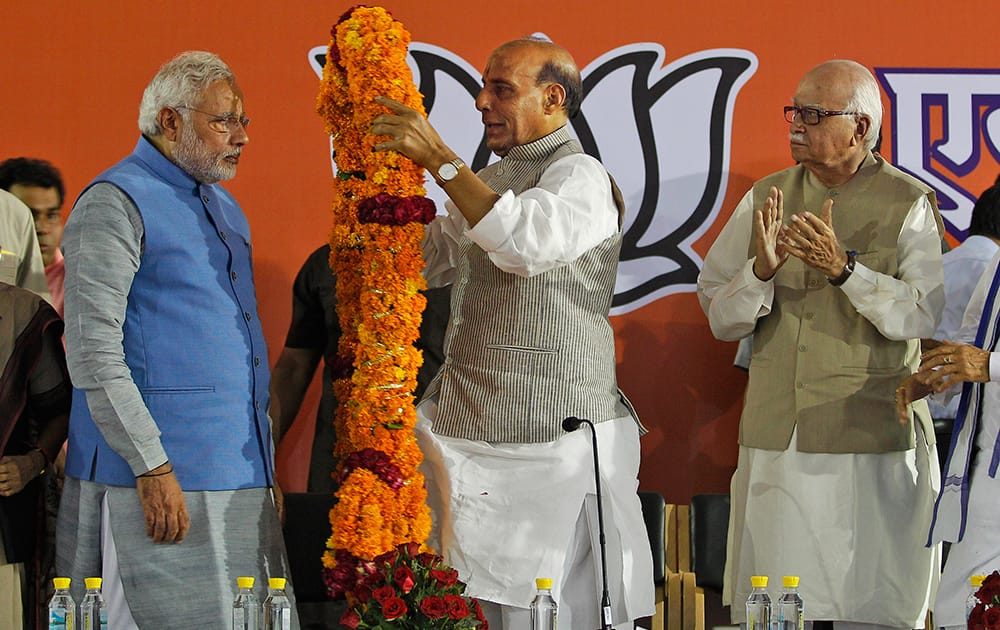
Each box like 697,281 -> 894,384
783,105 -> 857,125
175,105 -> 250,133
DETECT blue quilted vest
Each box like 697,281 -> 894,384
65,138 -> 273,490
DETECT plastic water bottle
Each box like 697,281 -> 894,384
80,577 -> 107,630
48,577 -> 76,630
967,574 -> 986,619
746,575 -> 771,630
530,577 -> 558,630
775,575 -> 804,630
232,576 -> 259,630
262,577 -> 292,630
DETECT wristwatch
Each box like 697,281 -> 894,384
435,157 -> 466,186
828,250 -> 857,286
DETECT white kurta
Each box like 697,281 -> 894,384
932,251 -> 1000,627
698,185 -> 944,626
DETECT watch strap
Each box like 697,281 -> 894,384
828,250 -> 857,286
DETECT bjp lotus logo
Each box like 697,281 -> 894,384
310,40 -> 757,314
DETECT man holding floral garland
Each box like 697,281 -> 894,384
371,37 -> 654,629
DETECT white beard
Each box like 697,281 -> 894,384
172,124 -> 238,183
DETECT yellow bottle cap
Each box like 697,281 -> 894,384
782,576 -> 799,588
85,577 -> 103,589
535,577 -> 553,590
750,575 -> 768,588
972,575 -> 987,587
268,577 -> 286,590
53,577 -> 71,589
237,576 -> 255,589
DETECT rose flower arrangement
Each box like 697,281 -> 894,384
337,542 -> 488,629
970,571 -> 1000,629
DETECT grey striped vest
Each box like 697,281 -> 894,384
427,126 -> 632,443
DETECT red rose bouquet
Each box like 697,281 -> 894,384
338,542 -> 488,629
969,571 -> 1000,630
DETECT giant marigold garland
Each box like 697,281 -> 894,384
315,7 -> 486,628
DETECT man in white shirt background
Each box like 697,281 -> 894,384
926,178 -> 1000,462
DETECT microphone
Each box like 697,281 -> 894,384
561,416 -> 584,432
563,416 -> 613,630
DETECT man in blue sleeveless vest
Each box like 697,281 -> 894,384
56,51 -> 298,629
370,38 -> 654,629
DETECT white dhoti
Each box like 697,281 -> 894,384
725,426 -> 940,627
933,405 -> 1000,628
934,464 -> 1000,627
416,400 -> 655,629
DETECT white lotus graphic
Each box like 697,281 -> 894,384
309,42 -> 757,315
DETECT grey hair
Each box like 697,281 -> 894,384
832,60 -> 883,151
138,51 -> 236,137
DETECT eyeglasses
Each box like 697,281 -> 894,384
783,105 -> 857,125
174,105 -> 251,133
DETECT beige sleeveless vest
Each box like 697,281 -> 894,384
741,153 -> 938,453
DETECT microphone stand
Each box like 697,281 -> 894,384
564,416 -> 613,630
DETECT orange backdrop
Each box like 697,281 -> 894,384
3,1 -> 997,503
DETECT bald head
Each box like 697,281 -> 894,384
802,60 -> 882,150
492,38 -> 582,118
477,39 -> 582,155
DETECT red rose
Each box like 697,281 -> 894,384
971,603 -> 984,623
985,606 -> 1000,628
372,585 -> 396,603
419,596 -> 448,619
354,585 -> 372,604
394,565 -> 416,593
444,594 -> 470,619
980,571 -> 1000,603
473,599 -> 489,628
430,567 -> 459,587
416,552 -> 442,568
970,604 -> 985,630
356,193 -> 437,225
382,596 -> 408,621
362,570 -> 386,590
403,541 -> 422,557
339,608 -> 361,629
374,548 -> 399,567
